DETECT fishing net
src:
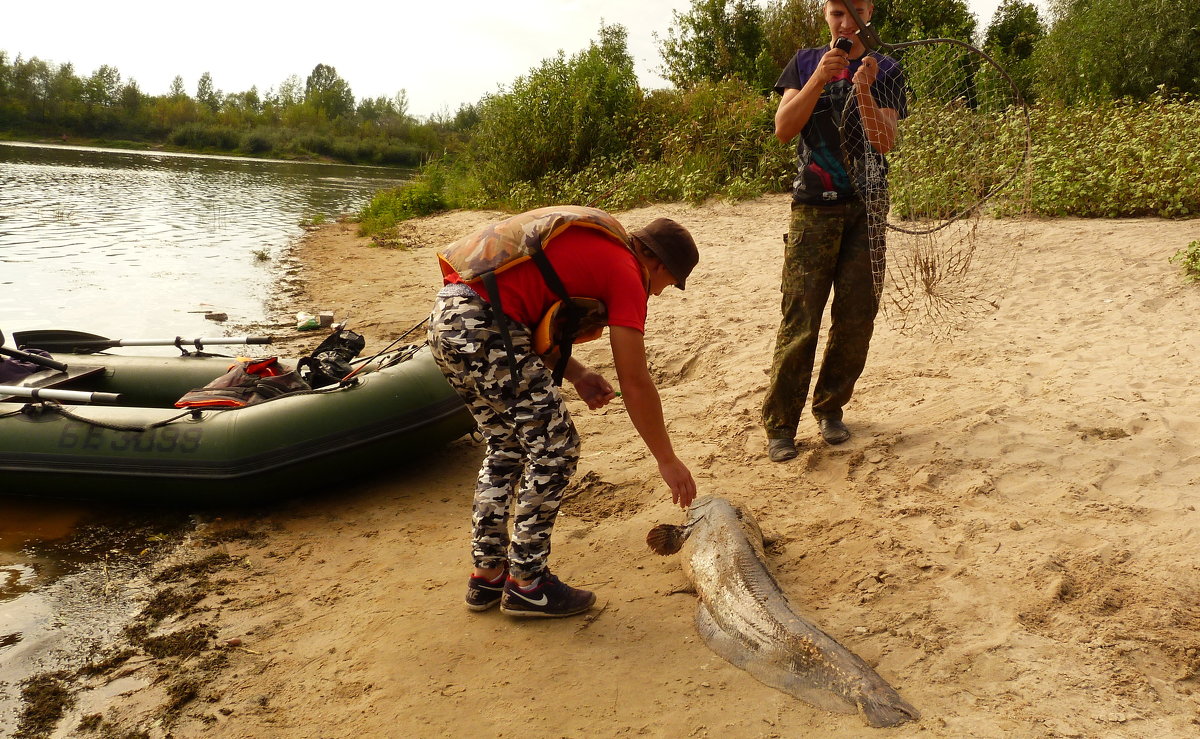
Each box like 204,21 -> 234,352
839,40 -> 1032,338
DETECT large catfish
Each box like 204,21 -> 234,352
647,496 -> 919,728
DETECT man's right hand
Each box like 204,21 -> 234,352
659,457 -> 697,509
816,47 -> 851,85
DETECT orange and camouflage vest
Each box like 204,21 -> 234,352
437,206 -> 645,355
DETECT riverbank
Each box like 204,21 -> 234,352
32,196 -> 1200,737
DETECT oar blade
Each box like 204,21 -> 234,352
12,329 -> 111,353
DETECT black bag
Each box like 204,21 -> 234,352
297,328 -> 366,388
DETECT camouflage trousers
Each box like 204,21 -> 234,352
427,284 -> 580,580
762,200 -> 884,439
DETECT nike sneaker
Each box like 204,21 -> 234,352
465,569 -> 507,611
499,570 -> 596,618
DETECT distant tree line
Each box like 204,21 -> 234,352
0,56 -> 475,166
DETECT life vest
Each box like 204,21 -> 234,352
437,206 -> 647,384
174,357 -> 310,409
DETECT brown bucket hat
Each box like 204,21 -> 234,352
631,218 -> 699,290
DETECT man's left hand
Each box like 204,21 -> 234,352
853,55 -> 878,86
572,370 -> 616,409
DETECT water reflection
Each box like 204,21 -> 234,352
0,141 -> 411,341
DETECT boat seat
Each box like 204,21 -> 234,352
0,365 -> 105,402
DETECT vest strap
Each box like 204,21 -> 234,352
528,249 -> 578,386
479,270 -> 521,395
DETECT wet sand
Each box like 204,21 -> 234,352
21,195 -> 1200,737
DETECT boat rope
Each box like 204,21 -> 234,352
342,318 -> 429,381
15,401 -> 199,431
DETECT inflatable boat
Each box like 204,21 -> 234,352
0,338 -> 474,504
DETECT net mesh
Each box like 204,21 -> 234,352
839,41 -> 1032,338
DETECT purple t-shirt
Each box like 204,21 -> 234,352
774,47 -> 907,205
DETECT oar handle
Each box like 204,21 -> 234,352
129,336 -> 274,347
27,336 -> 273,349
0,385 -> 122,404
0,345 -> 69,372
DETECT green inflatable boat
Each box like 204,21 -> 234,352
0,338 -> 474,504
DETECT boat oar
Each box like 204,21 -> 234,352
0,385 -> 122,404
12,329 -> 273,355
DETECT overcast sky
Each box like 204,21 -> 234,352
4,0 -> 1040,119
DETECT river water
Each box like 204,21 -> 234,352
0,141 -> 411,728
0,140 -> 411,340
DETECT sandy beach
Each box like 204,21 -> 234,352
46,195 -> 1200,737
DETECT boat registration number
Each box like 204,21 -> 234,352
58,423 -> 204,454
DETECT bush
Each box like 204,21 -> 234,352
295,133 -> 333,157
469,23 -> 640,197
356,180 -> 447,236
240,127 -> 280,154
1170,240 -> 1200,282
168,122 -> 240,151
1021,94 -> 1200,218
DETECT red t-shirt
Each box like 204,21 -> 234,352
448,227 -> 648,334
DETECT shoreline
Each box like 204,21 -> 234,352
19,198 -> 1200,737
0,136 -> 405,169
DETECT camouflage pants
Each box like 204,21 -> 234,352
761,201 -> 883,439
427,284 -> 580,580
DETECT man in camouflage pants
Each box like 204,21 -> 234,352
428,210 -> 699,618
428,284 -> 581,594
762,0 -> 906,461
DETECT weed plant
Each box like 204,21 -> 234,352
357,181 -> 446,236
1026,93 -> 1200,217
1170,240 -> 1200,282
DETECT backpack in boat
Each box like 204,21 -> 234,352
174,357 -> 311,409
296,328 -> 366,389
437,206 -> 638,385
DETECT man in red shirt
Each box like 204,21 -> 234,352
428,207 -> 699,618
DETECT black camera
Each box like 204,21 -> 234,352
833,37 -> 854,53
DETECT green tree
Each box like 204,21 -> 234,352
120,79 -> 143,114
82,64 -> 121,107
981,0 -> 1045,103
1033,0 -> 1200,102
761,0 -> 826,73
872,0 -> 977,43
304,63 -> 354,120
471,23 -> 640,190
196,72 -> 220,112
657,0 -> 775,90
48,62 -> 83,126
168,75 -> 187,99
276,74 -> 303,106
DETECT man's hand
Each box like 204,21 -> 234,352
853,55 -> 879,87
659,458 -> 697,508
816,47 -> 851,85
571,369 -> 616,410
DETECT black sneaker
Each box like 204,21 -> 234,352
500,571 -> 596,618
465,570 -> 507,611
